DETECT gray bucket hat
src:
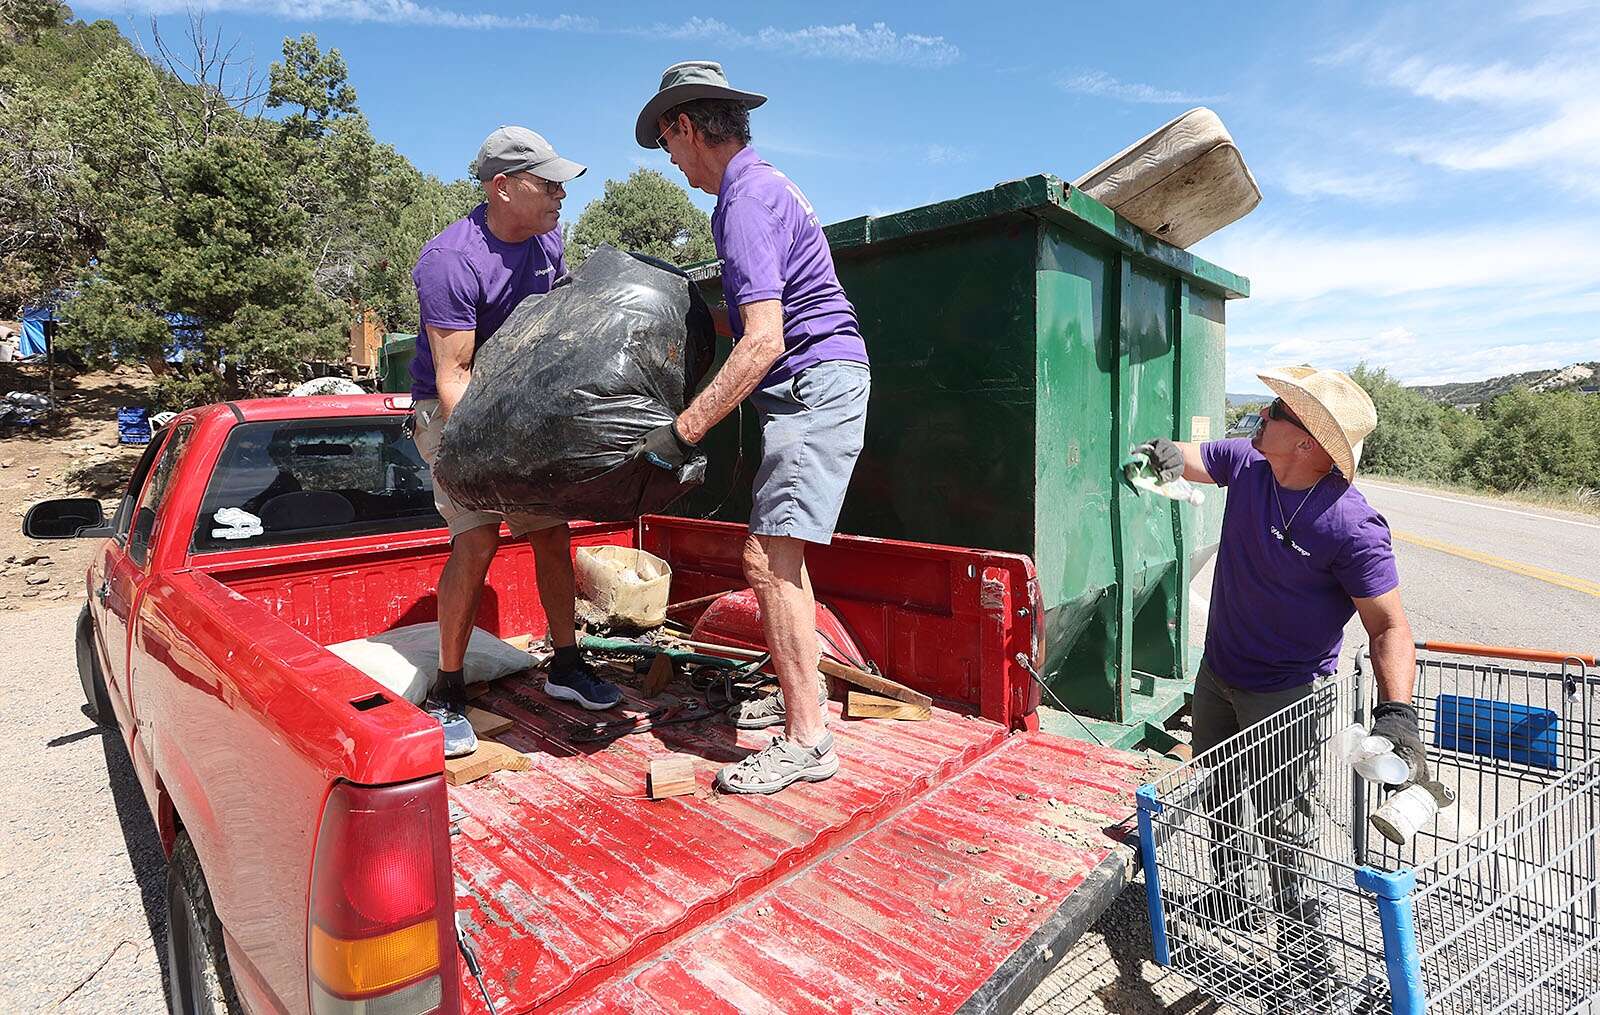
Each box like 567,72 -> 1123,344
473,126 -> 587,183
635,60 -> 767,148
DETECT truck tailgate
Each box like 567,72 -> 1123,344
448,673 -> 1160,1013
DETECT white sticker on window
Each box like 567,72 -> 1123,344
211,507 -> 263,540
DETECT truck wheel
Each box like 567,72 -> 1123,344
165,834 -> 243,1015
74,604 -> 115,728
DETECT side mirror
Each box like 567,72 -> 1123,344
23,498 -> 108,539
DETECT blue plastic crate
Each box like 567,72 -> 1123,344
1433,694 -> 1560,770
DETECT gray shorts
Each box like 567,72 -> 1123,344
411,399 -> 564,539
749,360 -> 870,544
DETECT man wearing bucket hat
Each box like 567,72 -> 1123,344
631,61 -> 872,795
410,126 -> 622,748
1140,365 -> 1424,999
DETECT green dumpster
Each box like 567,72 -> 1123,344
377,333 -> 417,394
680,174 -> 1249,747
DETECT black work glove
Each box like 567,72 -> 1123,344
1136,438 -> 1185,483
634,422 -> 697,473
1370,700 -> 1429,787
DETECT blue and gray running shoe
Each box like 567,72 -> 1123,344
544,657 -> 622,711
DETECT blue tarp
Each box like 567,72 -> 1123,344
17,304 -> 205,362
19,306 -> 51,357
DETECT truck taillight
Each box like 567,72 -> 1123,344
308,778 -> 459,1015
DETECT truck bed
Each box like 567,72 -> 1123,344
454,679 -> 1154,1013
204,515 -> 1161,1013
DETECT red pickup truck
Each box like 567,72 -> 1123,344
29,394 -> 1159,1015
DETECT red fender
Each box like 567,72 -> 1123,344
689,589 -> 872,671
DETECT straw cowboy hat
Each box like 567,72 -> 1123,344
635,60 -> 767,149
1257,365 -> 1377,480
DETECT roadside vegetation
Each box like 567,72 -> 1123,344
1229,366 -> 1600,513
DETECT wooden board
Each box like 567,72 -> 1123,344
445,740 -> 532,786
647,756 -> 696,799
642,653 -> 676,697
845,691 -> 931,722
503,633 -> 535,651
817,658 -> 933,708
466,707 -> 515,737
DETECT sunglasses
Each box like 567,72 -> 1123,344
1265,398 -> 1309,433
654,121 -> 677,151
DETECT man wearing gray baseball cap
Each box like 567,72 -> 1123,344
410,126 -> 622,745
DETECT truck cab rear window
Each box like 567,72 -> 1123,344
192,417 -> 444,552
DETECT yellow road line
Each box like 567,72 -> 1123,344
1394,530 -> 1600,599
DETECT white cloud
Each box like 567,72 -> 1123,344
81,3 -> 960,69
1331,34 -> 1600,196
924,144 -> 970,166
1056,70 -> 1216,104
1200,219 -> 1600,303
83,0 -> 594,29
652,18 -> 959,67
1280,165 -> 1416,205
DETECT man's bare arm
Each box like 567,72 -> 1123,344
1173,441 -> 1216,484
676,300 -> 784,444
428,326 -> 475,418
1354,588 -> 1416,704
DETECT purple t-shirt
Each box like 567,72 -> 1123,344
711,147 -> 868,385
1201,438 -> 1399,692
410,204 -> 566,400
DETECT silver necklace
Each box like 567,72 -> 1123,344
1272,473 -> 1325,548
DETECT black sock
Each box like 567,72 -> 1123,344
552,645 -> 581,671
438,667 -> 465,708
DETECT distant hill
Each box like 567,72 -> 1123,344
1410,362 -> 1600,406
1226,392 -> 1268,407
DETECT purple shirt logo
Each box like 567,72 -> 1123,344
711,147 -> 869,386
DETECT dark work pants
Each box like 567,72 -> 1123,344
1192,660 -> 1334,985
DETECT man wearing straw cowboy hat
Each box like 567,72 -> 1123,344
630,60 -> 871,795
1139,366 -> 1427,999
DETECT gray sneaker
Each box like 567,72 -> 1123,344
730,678 -> 830,729
716,732 -> 839,794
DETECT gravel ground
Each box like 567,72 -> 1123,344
0,603 -> 169,1014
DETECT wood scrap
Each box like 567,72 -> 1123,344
817,657 -> 932,708
673,635 -> 932,707
465,707 -> 514,737
647,756 -> 696,799
846,690 -> 931,721
502,633 -> 534,651
642,652 -> 676,697
445,740 -> 532,786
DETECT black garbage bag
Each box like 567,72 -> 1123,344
433,245 -> 716,520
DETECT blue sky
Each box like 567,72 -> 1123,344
77,0 -> 1600,394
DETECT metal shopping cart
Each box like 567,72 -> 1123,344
1137,641 -> 1600,1015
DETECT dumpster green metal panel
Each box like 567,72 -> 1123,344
679,175 -> 1248,746
378,333 -> 417,394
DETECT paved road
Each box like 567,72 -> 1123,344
1358,480 -> 1598,656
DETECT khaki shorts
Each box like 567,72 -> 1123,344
412,399 -> 564,539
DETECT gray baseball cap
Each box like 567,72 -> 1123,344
473,126 -> 587,183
